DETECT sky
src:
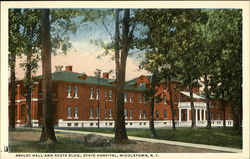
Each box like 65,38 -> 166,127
15,11 -> 149,81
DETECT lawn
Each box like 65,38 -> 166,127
58,127 -> 242,149
9,130 -> 130,153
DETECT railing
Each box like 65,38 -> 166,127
178,102 -> 206,108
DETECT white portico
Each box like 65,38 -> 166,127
178,91 -> 207,125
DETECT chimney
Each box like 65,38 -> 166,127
55,65 -> 63,72
65,65 -> 72,72
102,72 -> 109,79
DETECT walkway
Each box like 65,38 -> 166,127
54,129 -> 242,153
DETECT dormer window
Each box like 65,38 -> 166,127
67,86 -> 72,98
139,83 -> 146,86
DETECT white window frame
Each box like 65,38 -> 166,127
139,110 -> 142,119
124,109 -> 128,119
67,106 -> 72,119
67,86 -> 72,98
163,110 -> 167,119
156,110 -> 159,119
129,94 -> 133,103
74,106 -> 79,119
130,110 -> 133,119
74,86 -> 78,98
109,108 -> 113,119
143,110 -> 146,119
139,94 -> 142,103
109,90 -> 112,101
163,95 -> 167,104
90,88 -> 94,99
96,107 -> 100,119
124,92 -> 128,102
89,106 -> 94,119
96,88 -> 100,100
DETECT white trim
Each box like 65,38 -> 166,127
180,91 -> 205,99
34,82 -> 39,84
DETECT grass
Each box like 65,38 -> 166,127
58,127 -> 242,149
9,133 -> 131,153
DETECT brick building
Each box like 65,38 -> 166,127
10,65 -> 234,128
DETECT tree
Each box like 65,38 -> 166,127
114,9 -> 131,143
19,9 -> 41,127
9,9 -> 24,129
135,9 -> 184,129
39,9 -> 57,142
172,10 -> 208,128
208,9 -> 242,129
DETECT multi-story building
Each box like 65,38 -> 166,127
10,65 -> 234,128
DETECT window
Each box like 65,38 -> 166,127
163,85 -> 167,91
139,83 -> 146,86
174,110 -> 177,117
143,110 -> 146,119
74,123 -> 78,126
163,110 -> 167,119
139,94 -> 142,103
163,96 -> 167,104
129,94 -> 133,103
96,88 -> 100,100
124,92 -> 128,102
139,110 -> 142,119
105,108 -> 108,119
105,89 -> 108,100
67,86 -> 72,98
74,86 -> 78,98
217,112 -> 221,120
89,88 -> 94,99
210,112 -> 214,120
124,109 -> 128,119
67,106 -> 72,118
96,107 -> 100,119
89,106 -> 94,119
109,90 -> 112,101
74,106 -> 78,118
109,108 -> 113,118
156,110 -> 159,119
142,94 -> 146,103
130,110 -> 133,119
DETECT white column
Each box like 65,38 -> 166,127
195,109 -> 198,122
187,109 -> 189,121
179,109 -> 182,123
203,109 -> 206,120
199,109 -> 202,121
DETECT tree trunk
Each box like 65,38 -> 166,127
9,51 -> 16,129
204,74 -> 211,128
114,9 -> 130,144
222,101 -> 226,128
168,81 -> 176,129
189,86 -> 196,128
25,47 -> 32,127
40,9 -> 57,143
149,72 -> 157,137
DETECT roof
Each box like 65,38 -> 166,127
33,71 -> 146,91
180,91 -> 205,99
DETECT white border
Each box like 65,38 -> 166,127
1,1 -> 249,159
